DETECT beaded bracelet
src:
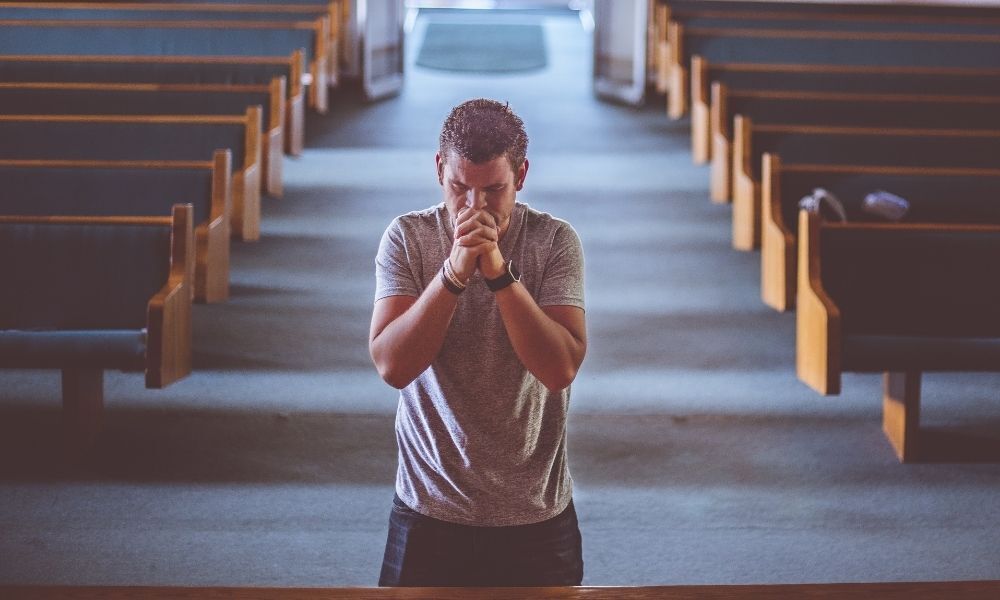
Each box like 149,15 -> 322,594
440,259 -> 467,295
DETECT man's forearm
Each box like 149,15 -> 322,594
494,283 -> 586,392
370,276 -> 459,389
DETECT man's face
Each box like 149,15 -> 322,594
436,150 -> 528,239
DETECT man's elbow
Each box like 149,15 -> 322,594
374,360 -> 413,390
370,345 -> 413,390
540,366 -> 580,393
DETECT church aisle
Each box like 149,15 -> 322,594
1,8 -> 999,587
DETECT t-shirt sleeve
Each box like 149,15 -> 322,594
375,217 -> 421,302
537,222 -> 585,309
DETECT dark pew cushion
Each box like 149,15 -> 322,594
0,330 -> 146,371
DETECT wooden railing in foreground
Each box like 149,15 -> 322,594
3,581 -> 1000,599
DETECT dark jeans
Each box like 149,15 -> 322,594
378,494 -> 584,587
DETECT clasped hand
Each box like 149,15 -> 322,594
450,206 -> 505,282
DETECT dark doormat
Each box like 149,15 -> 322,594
416,22 -> 547,73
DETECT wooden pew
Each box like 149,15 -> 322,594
761,155 -> 1000,312
0,16 -> 329,113
0,151 -> 232,303
796,211 -> 1000,462
0,0 -> 344,86
667,23 -> 1000,119
0,110 -> 262,241
711,87 -> 1000,203
0,79 -> 285,197
0,205 -> 193,448
690,57 -> 1000,168
731,118 -> 1000,251
4,581 -> 1000,599
0,52 -> 307,156
654,0 -> 1000,92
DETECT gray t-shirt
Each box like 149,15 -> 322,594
374,201 -> 585,526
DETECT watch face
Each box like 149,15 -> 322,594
509,260 -> 521,281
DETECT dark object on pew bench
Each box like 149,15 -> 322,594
0,52 -> 306,155
0,205 -> 193,449
0,18 -> 328,113
0,151 -> 232,303
731,118 -> 1000,251
0,110 -> 261,242
796,211 -> 1000,462
0,80 -> 285,197
761,156 -> 1000,312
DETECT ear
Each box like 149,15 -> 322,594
515,159 -> 529,191
435,152 -> 444,185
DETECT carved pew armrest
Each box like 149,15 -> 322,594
146,204 -> 194,389
795,210 -> 842,395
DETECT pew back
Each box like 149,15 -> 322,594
0,17 -> 328,110
0,53 -> 304,154
0,80 -> 285,195
731,119 -> 1000,249
0,218 -> 173,333
746,124 -> 1000,181
670,24 -> 1000,117
760,156 -> 1000,311
0,111 -> 261,240
709,86 -> 1000,200
0,204 -> 193,389
0,152 -> 231,303
0,1 -> 340,84
691,57 -> 1000,165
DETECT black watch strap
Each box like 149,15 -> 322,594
485,260 -> 521,292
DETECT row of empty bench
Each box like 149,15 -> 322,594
652,0 -> 1000,462
0,0 -> 345,449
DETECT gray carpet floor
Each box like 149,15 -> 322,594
1,11 -> 999,587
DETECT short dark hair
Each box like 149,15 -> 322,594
439,98 -> 528,172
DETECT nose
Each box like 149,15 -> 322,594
465,189 -> 487,209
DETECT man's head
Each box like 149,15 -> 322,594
438,98 -> 528,174
436,99 -> 529,238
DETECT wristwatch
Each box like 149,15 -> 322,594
485,259 -> 521,292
